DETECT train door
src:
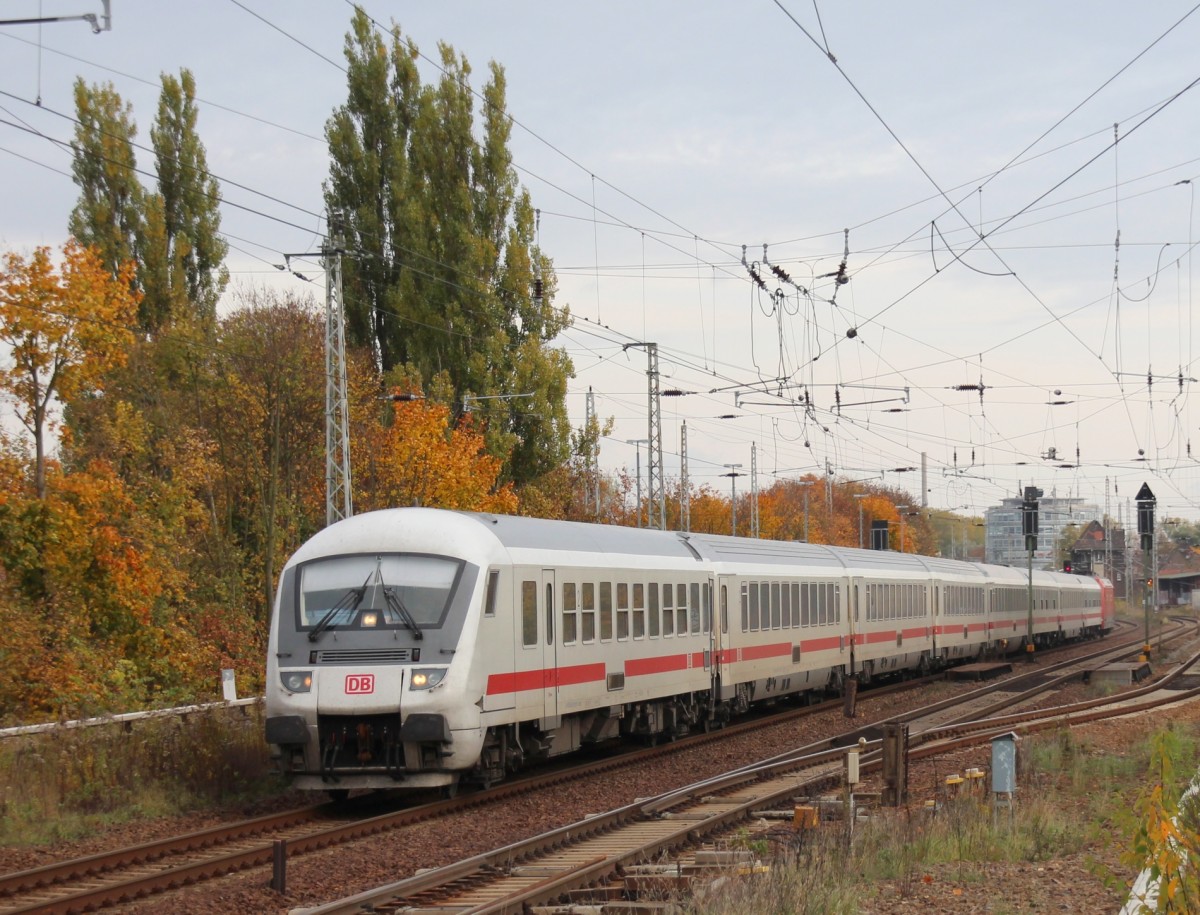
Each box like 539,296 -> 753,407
716,575 -> 736,700
849,576 -> 863,675
541,568 -> 558,720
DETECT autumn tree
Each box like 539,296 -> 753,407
354,391 -> 517,515
141,68 -> 229,328
69,72 -> 227,331
68,79 -> 143,290
208,291 -> 325,617
0,241 -> 138,498
325,8 -> 572,485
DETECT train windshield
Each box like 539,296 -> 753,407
297,553 -> 464,635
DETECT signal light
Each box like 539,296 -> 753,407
1063,561 -> 1072,573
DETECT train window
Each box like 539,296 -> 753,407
791,583 -> 800,628
770,582 -> 781,629
702,582 -> 712,633
485,570 -> 500,616
648,583 -> 660,637
521,580 -> 537,647
748,582 -> 760,631
582,582 -> 596,642
721,584 -> 728,634
545,582 -> 554,646
562,582 -> 577,644
781,582 -> 791,628
677,584 -> 688,635
662,583 -> 674,636
833,584 -> 840,623
600,582 -> 613,640
759,583 -> 770,631
633,583 -> 645,639
617,582 -> 630,640
690,583 -> 701,633
740,583 -> 749,632
800,583 -> 810,627
298,553 -> 464,633
817,583 -> 827,626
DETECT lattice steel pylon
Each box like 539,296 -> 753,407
680,420 -> 690,532
645,343 -> 665,529
325,215 -> 352,527
585,387 -> 599,518
624,342 -> 664,528
750,442 -> 759,537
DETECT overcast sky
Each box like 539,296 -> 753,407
3,1 -> 1200,524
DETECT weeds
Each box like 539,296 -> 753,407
0,704 -> 281,846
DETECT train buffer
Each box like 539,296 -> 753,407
948,662 -> 1013,682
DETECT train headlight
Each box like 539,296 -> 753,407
408,668 -> 446,691
280,671 -> 313,693
361,611 -> 379,627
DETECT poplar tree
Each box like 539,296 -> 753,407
143,68 -> 229,328
68,79 -> 142,289
325,9 -> 572,485
69,72 -> 228,331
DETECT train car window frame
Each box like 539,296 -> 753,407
662,582 -> 674,636
617,581 -> 630,640
748,581 -> 760,632
817,582 -> 828,626
633,582 -> 646,639
770,581 -> 782,630
581,582 -> 596,642
781,581 -> 792,628
677,584 -> 688,635
759,582 -> 770,631
690,582 -> 701,634
702,582 -> 712,633
740,582 -> 749,632
721,584 -> 729,634
484,569 -> 500,617
521,580 -> 537,647
562,581 -> 578,645
800,582 -> 810,627
648,582 -> 660,638
600,581 -> 614,641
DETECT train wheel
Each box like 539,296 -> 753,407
327,788 -> 350,803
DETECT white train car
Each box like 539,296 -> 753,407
265,508 -> 1111,797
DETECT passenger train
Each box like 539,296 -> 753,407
264,508 -> 1114,796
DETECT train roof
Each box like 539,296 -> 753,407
293,509 -> 1100,591
463,511 -> 698,559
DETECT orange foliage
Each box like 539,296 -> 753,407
355,393 -> 518,514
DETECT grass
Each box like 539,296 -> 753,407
685,723 -> 1198,914
0,704 -> 285,846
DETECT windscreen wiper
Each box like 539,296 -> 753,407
382,587 -> 424,640
308,584 -> 367,643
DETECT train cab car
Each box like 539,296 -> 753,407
265,508 -> 504,793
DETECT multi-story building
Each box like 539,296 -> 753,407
985,494 -> 1100,570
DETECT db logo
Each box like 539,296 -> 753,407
345,674 -> 375,695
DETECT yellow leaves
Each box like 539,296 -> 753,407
0,240 -> 139,406
357,391 -> 518,514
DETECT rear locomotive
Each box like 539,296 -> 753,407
265,509 -> 499,797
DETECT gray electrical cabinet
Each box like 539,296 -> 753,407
991,732 -> 1019,794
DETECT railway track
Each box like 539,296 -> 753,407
0,619 -> 1181,914
298,638 -> 1200,915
